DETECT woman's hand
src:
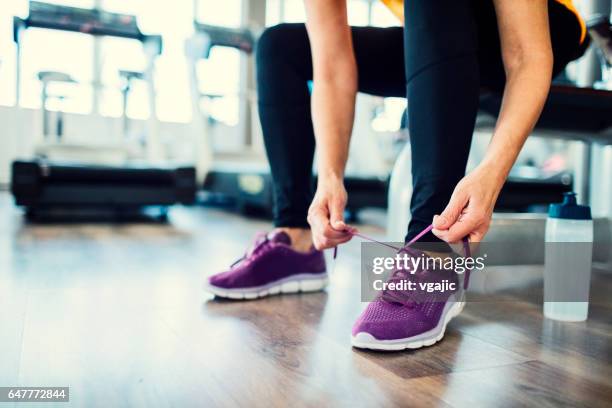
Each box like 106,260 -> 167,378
432,164 -> 505,243
307,177 -> 355,250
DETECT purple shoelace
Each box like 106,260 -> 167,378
336,224 -> 472,290
231,231 -> 270,268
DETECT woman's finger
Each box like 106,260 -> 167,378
316,217 -> 351,239
433,189 -> 468,231
312,229 -> 352,250
308,208 -> 350,240
435,209 -> 482,243
317,216 -> 351,240
329,199 -> 346,231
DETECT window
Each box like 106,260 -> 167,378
98,37 -> 149,119
19,28 -> 94,113
0,1 -> 26,106
283,0 -> 306,23
1,0 -> 96,111
348,0 -> 370,27
100,0 -> 194,123
195,0 -> 242,28
266,0 -> 281,26
278,0 -> 370,25
193,0 -> 244,127
97,1 -> 145,119
371,1 -> 401,27
98,0 -> 244,124
196,48 -> 242,126
266,0 -> 395,27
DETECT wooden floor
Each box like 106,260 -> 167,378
0,192 -> 610,408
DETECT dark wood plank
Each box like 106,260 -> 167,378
406,360 -> 612,408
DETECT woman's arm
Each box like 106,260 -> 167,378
433,0 -> 553,243
305,0 -> 358,249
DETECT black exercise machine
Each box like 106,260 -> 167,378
12,161 -> 196,221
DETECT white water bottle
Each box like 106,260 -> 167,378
544,192 -> 593,322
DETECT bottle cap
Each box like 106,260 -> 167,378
548,192 -> 592,220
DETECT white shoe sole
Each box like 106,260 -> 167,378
351,298 -> 465,351
205,273 -> 328,300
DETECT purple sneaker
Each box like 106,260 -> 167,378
351,248 -> 468,351
205,231 -> 327,299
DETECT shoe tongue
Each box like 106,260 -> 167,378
267,231 -> 292,245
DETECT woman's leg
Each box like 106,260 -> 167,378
256,24 -> 405,231
403,0 -> 480,243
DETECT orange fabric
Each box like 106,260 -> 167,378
380,0 -> 404,23
555,0 -> 586,43
379,0 -> 586,44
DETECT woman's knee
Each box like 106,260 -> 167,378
256,23 -> 304,63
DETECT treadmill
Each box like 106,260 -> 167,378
11,1 -> 196,221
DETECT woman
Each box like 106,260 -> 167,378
206,0 -> 588,350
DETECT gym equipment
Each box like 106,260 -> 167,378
10,1 -> 196,220
12,161 -> 196,221
119,70 -> 145,143
38,71 -> 75,141
587,14 -> 612,89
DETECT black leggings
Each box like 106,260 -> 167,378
256,0 -> 586,243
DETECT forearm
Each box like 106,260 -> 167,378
305,0 -> 357,184
480,55 -> 553,185
483,0 -> 553,185
311,69 -> 357,182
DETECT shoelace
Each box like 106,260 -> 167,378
230,232 -> 270,268
336,224 -> 472,291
